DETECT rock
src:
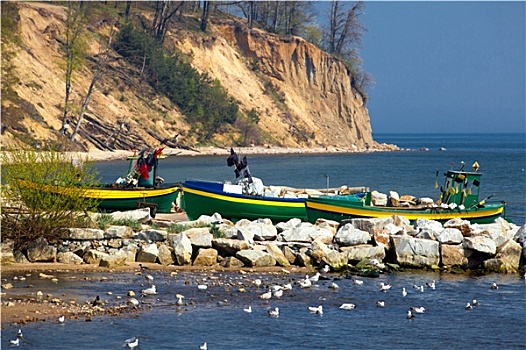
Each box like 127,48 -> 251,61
83,249 -> 109,265
282,246 -> 297,264
99,251 -> 127,268
157,244 -> 175,266
121,244 -> 138,263
108,208 -> 151,223
440,244 -> 468,267
371,190 -> 387,206
350,217 -> 392,235
186,230 -> 213,249
341,244 -> 386,263
193,248 -> 218,266
335,224 -> 370,246
237,226 -> 255,244
136,243 -> 159,263
278,226 -> 313,243
322,250 -> 348,271
218,225 -> 239,239
295,248 -> 312,267
219,256 -> 245,268
463,236 -> 496,255
308,226 -> 334,244
27,238 -> 57,262
104,225 -> 133,239
373,229 -> 390,249
275,218 -> 302,233
63,228 -> 104,240
235,250 -> 276,267
238,221 -> 277,241
2,283 -> 13,290
435,228 -> 464,244
313,219 -> 339,235
134,229 -> 167,242
212,238 -> 250,256
265,243 -> 290,267
1,240 -> 15,265
484,239 -> 522,273
444,219 -> 472,236
170,233 -> 193,265
415,219 -> 443,240
514,223 -> 526,259
57,252 -> 84,265
308,238 -> 331,264
391,236 -> 440,268
195,213 -> 224,226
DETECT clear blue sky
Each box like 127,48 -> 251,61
352,1 -> 525,134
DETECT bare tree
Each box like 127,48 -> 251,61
151,1 -> 183,43
70,28 -> 116,141
61,2 -> 86,135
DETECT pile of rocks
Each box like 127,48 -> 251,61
2,209 -> 524,274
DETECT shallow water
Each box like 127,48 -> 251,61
2,271 -> 525,349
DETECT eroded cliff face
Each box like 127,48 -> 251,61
175,20 -> 376,149
2,3 -> 381,151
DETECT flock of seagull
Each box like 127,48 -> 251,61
6,262 -> 512,349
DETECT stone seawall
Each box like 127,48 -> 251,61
2,208 -> 525,275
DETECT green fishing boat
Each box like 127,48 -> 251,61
305,162 -> 506,224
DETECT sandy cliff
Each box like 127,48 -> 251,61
1,3 -> 389,153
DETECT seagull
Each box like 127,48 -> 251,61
138,263 -> 149,271
145,274 -> 154,284
320,265 -> 330,273
270,285 -> 282,293
376,300 -> 385,307
426,280 -> 436,290
273,289 -> 283,298
253,279 -> 262,288
92,295 -> 104,306
176,294 -> 185,306
466,302 -> 473,310
259,290 -> 272,300
244,306 -> 252,313
309,272 -> 320,282
197,284 -> 208,291
17,329 -> 23,338
472,299 -> 479,306
353,278 -> 364,285
9,338 -> 19,346
124,337 -> 139,349
329,282 -> 339,290
339,303 -> 356,310
413,284 -> 422,290
490,283 -> 498,290
141,285 -> 157,295
199,342 -> 207,350
58,315 -> 65,323
267,307 -> 280,317
299,278 -> 312,288
380,282 -> 392,292
402,287 -> 407,297
282,283 -> 292,291
411,306 -> 426,314
406,310 -> 415,320
308,305 -> 323,314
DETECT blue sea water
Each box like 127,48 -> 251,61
1,133 -> 525,349
94,133 -> 525,224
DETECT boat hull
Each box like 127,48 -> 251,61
305,195 -> 506,224
181,180 -> 307,222
20,180 -> 180,214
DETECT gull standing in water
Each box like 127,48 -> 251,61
176,294 -> 185,306
490,283 -> 498,290
339,303 -> 356,310
353,278 -> 364,285
17,329 -> 23,338
141,285 -> 157,295
426,280 -> 436,290
260,290 -> 272,300
273,289 -> 283,298
58,315 -> 65,323
376,300 -> 385,307
406,310 -> 415,320
380,282 -> 392,292
309,272 -> 320,283
199,342 -> 207,350
268,307 -> 280,317
308,305 -> 323,314
329,282 -> 339,290
244,306 -> 252,313
472,299 -> 479,306
411,306 -> 426,314
320,265 -> 330,274
299,277 -> 312,288
402,287 -> 407,297
124,337 -> 139,349
465,302 -> 473,310
9,338 -> 19,346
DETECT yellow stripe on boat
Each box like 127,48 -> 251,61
183,186 -> 305,208
306,201 -> 504,221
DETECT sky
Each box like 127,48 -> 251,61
345,1 -> 525,134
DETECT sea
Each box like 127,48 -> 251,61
2,133 -> 525,349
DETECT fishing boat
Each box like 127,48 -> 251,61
305,162 -> 506,224
181,148 -> 366,222
20,148 -> 179,216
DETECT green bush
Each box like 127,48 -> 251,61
1,148 -> 100,250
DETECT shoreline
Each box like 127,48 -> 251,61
71,144 -> 400,162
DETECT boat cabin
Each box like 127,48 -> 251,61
440,170 -> 481,207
